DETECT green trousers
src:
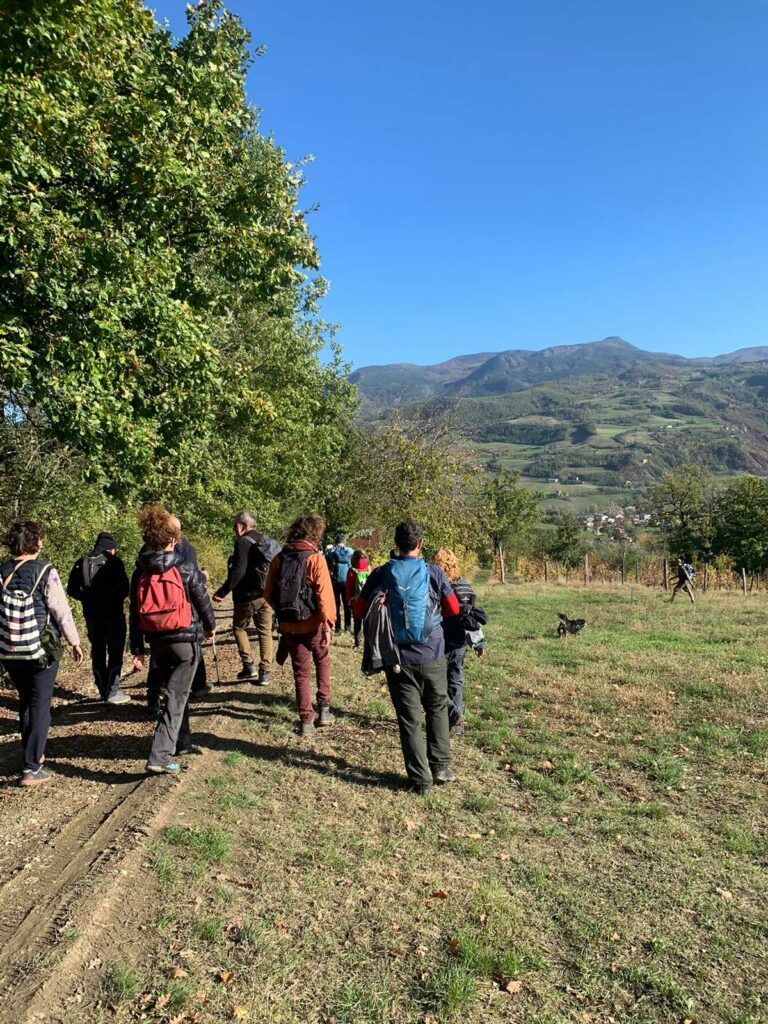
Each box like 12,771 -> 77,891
385,657 -> 451,788
233,596 -> 274,672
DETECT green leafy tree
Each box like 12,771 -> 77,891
713,476 -> 768,574
478,472 -> 540,582
0,0 -> 321,491
646,464 -> 719,558
548,512 -> 587,568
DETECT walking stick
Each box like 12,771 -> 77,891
211,634 -> 222,686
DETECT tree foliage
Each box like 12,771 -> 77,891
646,464 -> 719,557
0,0 -> 352,549
713,476 -> 768,573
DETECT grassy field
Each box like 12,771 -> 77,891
96,585 -> 767,1024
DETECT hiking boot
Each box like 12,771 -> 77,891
255,669 -> 271,686
432,766 -> 457,785
189,684 -> 213,700
145,761 -> 181,775
106,690 -> 131,705
410,783 -> 433,798
20,766 -> 52,787
298,721 -> 316,739
237,662 -> 258,681
175,742 -> 202,756
318,705 -> 335,726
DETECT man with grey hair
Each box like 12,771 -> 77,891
213,512 -> 280,683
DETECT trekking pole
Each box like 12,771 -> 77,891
211,634 -> 222,686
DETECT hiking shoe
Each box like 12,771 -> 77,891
237,662 -> 258,680
432,766 -> 457,785
106,691 -> 131,705
255,669 -> 271,686
410,783 -> 433,798
175,742 -> 202,756
450,721 -> 465,737
298,721 -> 316,739
318,705 -> 335,727
189,684 -> 213,700
20,766 -> 52,787
145,762 -> 181,775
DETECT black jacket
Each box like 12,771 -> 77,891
129,549 -> 215,655
215,530 -> 278,603
67,551 -> 129,619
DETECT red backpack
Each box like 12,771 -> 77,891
136,568 -> 192,633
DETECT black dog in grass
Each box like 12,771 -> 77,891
557,613 -> 586,637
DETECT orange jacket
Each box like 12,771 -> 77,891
264,540 -> 336,634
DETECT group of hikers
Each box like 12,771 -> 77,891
1,509 -> 485,797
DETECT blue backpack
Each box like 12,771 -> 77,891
383,558 -> 438,645
328,545 -> 352,584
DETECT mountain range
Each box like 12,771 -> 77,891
351,337 -> 768,506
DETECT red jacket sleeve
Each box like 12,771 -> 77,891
441,592 -> 460,618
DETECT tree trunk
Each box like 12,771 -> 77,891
499,545 -> 506,585
662,558 -> 668,591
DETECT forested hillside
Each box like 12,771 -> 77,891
353,338 -> 768,502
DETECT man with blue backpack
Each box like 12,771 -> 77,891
326,534 -> 354,635
354,519 -> 461,796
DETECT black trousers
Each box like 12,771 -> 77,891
85,613 -> 126,699
147,642 -> 206,707
147,642 -> 198,766
6,658 -> 59,771
333,581 -> 351,632
385,657 -> 451,788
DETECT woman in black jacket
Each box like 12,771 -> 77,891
129,505 -> 215,774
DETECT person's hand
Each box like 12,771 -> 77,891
132,654 -> 145,672
320,625 -> 332,649
204,630 -> 215,641
201,569 -> 210,582
212,594 -> 224,604
72,644 -> 84,666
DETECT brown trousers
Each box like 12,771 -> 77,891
233,596 -> 274,671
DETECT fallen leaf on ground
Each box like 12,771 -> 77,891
542,761 -> 555,771
217,970 -> 234,985
494,975 -> 523,995
447,937 -> 460,951
167,966 -> 189,979
155,994 -> 171,1010
405,819 -> 417,832
431,889 -> 448,900
716,888 -> 734,901
232,1009 -> 249,1020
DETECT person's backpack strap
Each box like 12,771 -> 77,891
30,563 -> 52,595
1,561 -> 50,593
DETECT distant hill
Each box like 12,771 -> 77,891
351,337 -> 768,503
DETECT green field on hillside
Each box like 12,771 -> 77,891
94,584 -> 767,1024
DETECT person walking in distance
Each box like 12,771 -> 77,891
345,549 -> 370,650
354,519 -> 462,796
326,534 -> 354,634
264,515 -> 336,737
129,506 -> 215,774
213,511 -> 280,684
1,520 -> 84,786
67,531 -> 130,704
671,557 -> 696,604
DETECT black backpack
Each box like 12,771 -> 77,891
82,552 -> 108,591
274,549 -> 317,622
243,533 -> 281,593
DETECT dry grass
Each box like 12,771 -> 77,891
96,584 -> 768,1024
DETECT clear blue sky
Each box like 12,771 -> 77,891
150,0 -> 768,368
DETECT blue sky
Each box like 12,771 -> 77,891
150,0 -> 768,368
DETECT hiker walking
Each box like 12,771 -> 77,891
264,514 -> 336,737
213,511 -> 279,684
1,520 -> 84,786
67,531 -> 130,704
326,534 -> 354,634
144,517 -> 210,713
345,549 -> 370,650
354,519 -> 461,796
129,506 -> 215,775
431,549 -> 486,738
671,557 -> 696,603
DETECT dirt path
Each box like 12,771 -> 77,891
0,612 -> 247,1022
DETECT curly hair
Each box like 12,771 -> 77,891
286,514 -> 326,545
432,547 -> 461,582
4,520 -> 45,557
138,504 -> 180,550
